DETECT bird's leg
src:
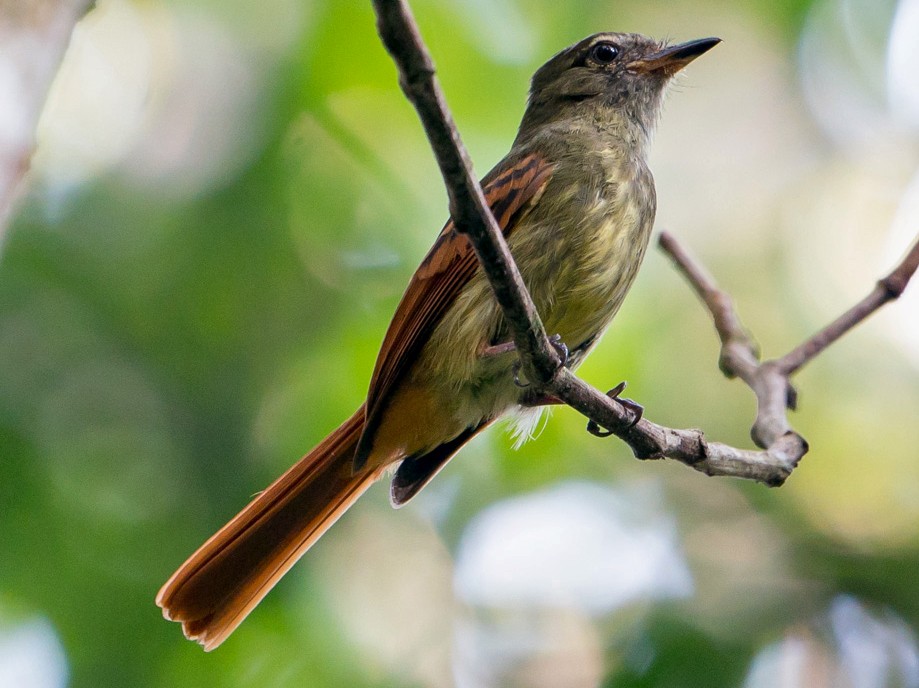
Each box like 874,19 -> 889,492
480,334 -> 569,365
512,361 -> 531,388
586,381 -> 644,437
488,334 -> 570,388
480,340 -> 518,358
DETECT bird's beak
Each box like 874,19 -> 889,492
627,37 -> 721,75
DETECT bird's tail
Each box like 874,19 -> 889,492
156,405 -> 380,651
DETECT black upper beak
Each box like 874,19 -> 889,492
627,37 -> 721,75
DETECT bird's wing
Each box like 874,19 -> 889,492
354,151 -> 554,469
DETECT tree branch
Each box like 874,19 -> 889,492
372,0 -> 562,388
777,236 -> 919,376
660,231 -> 919,448
371,0 -> 919,486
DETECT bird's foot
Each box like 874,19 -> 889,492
586,381 -> 644,437
547,334 -> 570,368
507,334 -> 569,388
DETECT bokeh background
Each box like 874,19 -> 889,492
2,0 -> 919,686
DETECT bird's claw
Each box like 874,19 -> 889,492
586,419 -> 614,437
512,360 -> 530,388
548,334 -> 569,368
586,381 -> 644,437
512,335 -> 569,388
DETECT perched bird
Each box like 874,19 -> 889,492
157,31 -> 719,650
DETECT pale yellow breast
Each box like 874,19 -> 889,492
407,146 -> 656,440
513,149 -> 656,351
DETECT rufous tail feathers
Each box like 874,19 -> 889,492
156,406 -> 381,651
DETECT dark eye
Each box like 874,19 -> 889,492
589,42 -> 619,64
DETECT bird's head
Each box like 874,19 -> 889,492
518,32 -> 720,142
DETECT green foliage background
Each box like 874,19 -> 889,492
2,0 -> 919,686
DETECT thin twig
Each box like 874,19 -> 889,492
371,0 -> 919,487
778,236 -> 919,375
659,231 -> 801,449
660,231 -> 919,449
658,231 -> 759,380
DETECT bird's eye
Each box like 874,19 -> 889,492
589,42 -> 619,64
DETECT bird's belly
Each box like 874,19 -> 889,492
412,204 -> 652,437
517,188 -> 654,351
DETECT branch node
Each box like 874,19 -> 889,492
692,434 -> 711,466
879,274 -> 906,300
766,431 -> 808,486
765,474 -> 786,488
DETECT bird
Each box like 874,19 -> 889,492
157,31 -> 720,650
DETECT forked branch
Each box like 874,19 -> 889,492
371,0 -> 919,486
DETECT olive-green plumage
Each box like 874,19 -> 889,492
386,32 -> 713,449
157,31 -> 719,650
